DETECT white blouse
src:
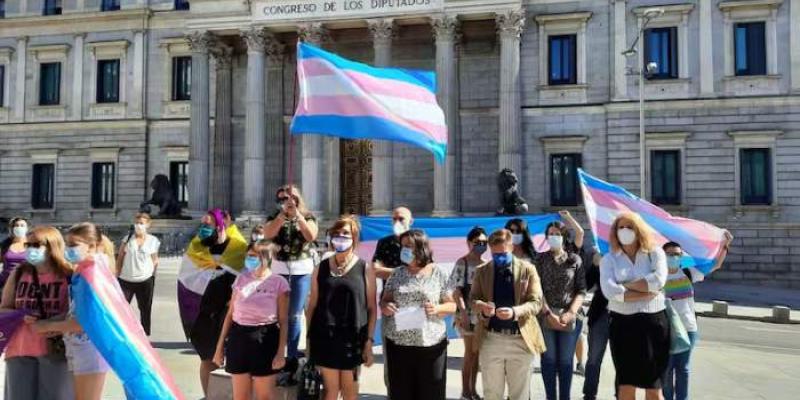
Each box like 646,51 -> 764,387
600,247 -> 668,315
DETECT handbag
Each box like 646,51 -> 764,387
296,357 -> 323,400
30,268 -> 67,361
665,298 -> 691,355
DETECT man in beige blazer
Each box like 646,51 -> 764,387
471,228 -> 546,400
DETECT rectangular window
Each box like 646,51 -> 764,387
548,34 -> 577,85
39,62 -> 61,106
644,27 -> 679,79
170,161 -> 189,208
175,0 -> 190,11
550,153 -> 582,206
740,148 -> 772,205
91,162 -> 115,209
651,150 -> 681,205
96,59 -> 120,103
1,1 -> 6,19
43,0 -> 62,15
734,22 -> 767,76
101,0 -> 120,11
172,56 -> 191,101
0,65 -> 5,106
31,164 -> 55,209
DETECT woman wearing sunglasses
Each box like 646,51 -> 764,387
0,217 -> 31,289
0,226 -> 73,400
452,226 -> 487,400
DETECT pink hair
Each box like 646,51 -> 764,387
208,208 -> 226,232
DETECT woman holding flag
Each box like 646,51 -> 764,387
1,226 -> 73,400
600,212 -> 669,400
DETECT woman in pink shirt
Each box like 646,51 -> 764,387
0,226 -> 73,400
214,241 -> 290,400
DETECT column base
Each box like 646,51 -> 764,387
431,209 -> 460,218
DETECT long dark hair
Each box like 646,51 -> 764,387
1,217 -> 29,258
505,218 -> 536,259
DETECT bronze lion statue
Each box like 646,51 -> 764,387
139,174 -> 184,218
497,168 -> 529,215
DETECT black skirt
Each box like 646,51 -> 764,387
609,310 -> 670,389
225,322 -> 281,376
309,325 -> 367,370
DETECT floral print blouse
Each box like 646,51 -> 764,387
383,264 -> 453,347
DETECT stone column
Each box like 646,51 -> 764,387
792,0 -> 800,92
210,44 -> 233,211
187,31 -> 214,215
131,30 -> 145,117
71,33 -> 85,120
612,0 -> 628,100
265,40 -> 286,210
298,23 -> 329,216
496,10 -> 525,181
368,18 -> 395,215
432,15 -> 460,216
241,28 -> 272,216
13,37 -> 27,123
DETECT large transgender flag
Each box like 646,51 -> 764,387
72,256 -> 183,399
579,169 -> 727,275
356,214 -> 560,345
291,42 -> 448,163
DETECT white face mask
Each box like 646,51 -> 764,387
135,224 -> 147,234
617,228 -> 637,246
547,235 -> 563,250
393,221 -> 408,236
511,234 -> 524,246
12,226 -> 28,238
252,234 -> 265,242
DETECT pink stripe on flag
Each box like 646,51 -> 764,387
296,95 -> 447,143
299,58 -> 438,104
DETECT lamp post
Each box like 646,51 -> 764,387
623,7 -> 664,200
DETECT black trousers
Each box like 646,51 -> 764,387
385,339 -> 447,400
119,276 -> 156,335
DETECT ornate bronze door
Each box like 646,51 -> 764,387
340,140 -> 373,215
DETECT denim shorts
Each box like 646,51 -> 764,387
64,333 -> 110,375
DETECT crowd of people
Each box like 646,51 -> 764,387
0,183 -> 733,400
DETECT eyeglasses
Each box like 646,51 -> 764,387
471,240 -> 487,246
24,242 -> 43,249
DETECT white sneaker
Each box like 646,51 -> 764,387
575,363 -> 586,376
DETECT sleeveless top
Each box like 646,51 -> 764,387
311,257 -> 368,334
6,269 -> 70,358
0,249 -> 27,288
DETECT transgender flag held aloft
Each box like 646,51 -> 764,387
290,42 -> 448,163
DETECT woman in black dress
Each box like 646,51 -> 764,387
306,216 -> 377,400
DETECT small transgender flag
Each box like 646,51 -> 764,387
291,42 -> 447,163
579,169 -> 728,275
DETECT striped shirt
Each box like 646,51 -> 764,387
665,267 -> 705,332
600,248 -> 668,315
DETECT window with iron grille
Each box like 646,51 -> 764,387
32,164 -> 55,209
740,148 -> 772,205
170,161 -> 189,208
172,56 -> 191,101
96,59 -> 120,103
651,150 -> 681,205
550,153 -> 582,206
91,162 -> 116,209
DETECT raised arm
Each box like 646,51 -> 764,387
560,210 -> 585,249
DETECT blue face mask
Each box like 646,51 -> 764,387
198,225 -> 214,239
400,247 -> 415,265
492,252 -> 512,267
244,256 -> 262,271
25,248 -> 47,266
65,246 -> 83,264
473,244 -> 487,256
667,255 -> 682,269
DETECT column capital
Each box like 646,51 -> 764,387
210,44 -> 234,70
367,18 -> 396,43
266,40 -> 286,64
496,9 -> 526,39
74,32 -> 87,40
298,22 -> 330,45
431,15 -> 460,42
241,28 -> 277,53
186,31 -> 216,53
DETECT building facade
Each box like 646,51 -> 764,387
1,0 -> 799,286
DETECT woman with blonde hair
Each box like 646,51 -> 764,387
263,184 -> 319,380
33,222 -> 118,400
1,226 -> 73,399
306,216 -> 377,400
600,212 -> 669,400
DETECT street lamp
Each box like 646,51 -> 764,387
623,7 -> 664,200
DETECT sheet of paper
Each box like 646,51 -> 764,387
394,307 -> 426,331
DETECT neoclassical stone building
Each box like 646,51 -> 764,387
1,0 -> 800,286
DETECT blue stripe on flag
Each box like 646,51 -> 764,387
298,43 -> 436,93
578,169 -> 632,198
291,115 -> 446,163
359,214 -> 561,241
